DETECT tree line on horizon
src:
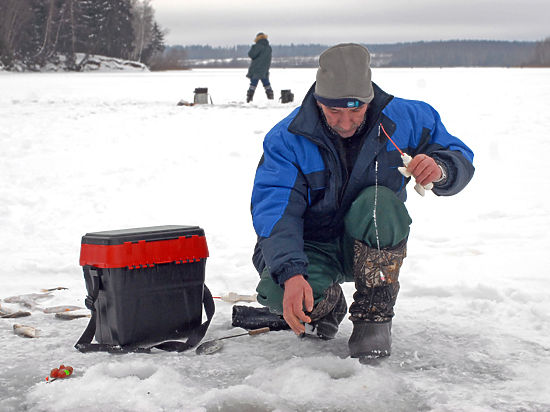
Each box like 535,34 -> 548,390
167,39 -> 550,69
0,0 -> 165,70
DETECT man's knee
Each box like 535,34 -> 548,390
344,186 -> 411,248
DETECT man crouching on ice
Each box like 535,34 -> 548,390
249,43 -> 474,359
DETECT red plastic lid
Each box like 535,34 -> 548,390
79,226 -> 209,268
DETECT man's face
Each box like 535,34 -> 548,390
319,103 -> 368,138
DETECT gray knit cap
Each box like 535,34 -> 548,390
314,43 -> 374,107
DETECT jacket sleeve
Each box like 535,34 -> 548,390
251,128 -> 309,286
248,44 -> 261,59
410,102 -> 475,196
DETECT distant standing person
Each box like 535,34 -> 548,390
246,32 -> 273,103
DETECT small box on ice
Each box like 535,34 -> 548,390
77,225 -> 209,349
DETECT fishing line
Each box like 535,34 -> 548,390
373,159 -> 384,283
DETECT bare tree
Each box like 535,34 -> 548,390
33,0 -> 55,58
130,0 -> 154,62
0,0 -> 33,64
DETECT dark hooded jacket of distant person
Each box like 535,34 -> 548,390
247,33 -> 272,80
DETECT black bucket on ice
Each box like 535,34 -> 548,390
280,89 -> 294,104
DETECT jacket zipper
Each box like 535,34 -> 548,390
312,138 -> 344,210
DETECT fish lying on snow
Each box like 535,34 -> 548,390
4,292 -> 53,309
0,303 -> 31,318
40,287 -> 68,292
55,312 -> 91,320
13,324 -> 39,338
43,305 -> 83,314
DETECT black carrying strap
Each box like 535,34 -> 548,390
75,267 -> 215,354
152,284 -> 214,353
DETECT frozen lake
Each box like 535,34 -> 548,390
1,67 -> 549,411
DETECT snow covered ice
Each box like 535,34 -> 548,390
1,67 -> 549,411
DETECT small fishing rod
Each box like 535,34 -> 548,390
379,123 -> 433,196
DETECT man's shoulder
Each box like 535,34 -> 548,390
266,107 -> 300,139
264,107 -> 318,150
385,95 -> 434,113
383,96 -> 440,126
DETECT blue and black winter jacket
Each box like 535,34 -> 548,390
251,83 -> 474,286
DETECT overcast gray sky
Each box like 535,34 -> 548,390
151,0 -> 549,46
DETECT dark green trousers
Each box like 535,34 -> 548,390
256,186 -> 412,314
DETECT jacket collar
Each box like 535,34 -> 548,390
288,81 -> 393,144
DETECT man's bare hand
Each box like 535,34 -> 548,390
283,275 -> 314,335
407,154 -> 441,186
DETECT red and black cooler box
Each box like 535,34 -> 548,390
75,225 -> 215,353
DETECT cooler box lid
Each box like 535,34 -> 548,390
80,225 -> 208,269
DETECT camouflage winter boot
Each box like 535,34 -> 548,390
246,88 -> 255,103
307,283 -> 347,340
265,87 -> 274,100
348,239 -> 406,358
